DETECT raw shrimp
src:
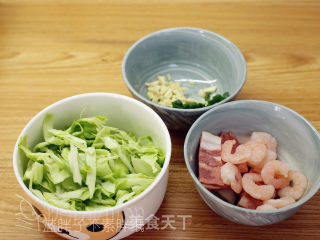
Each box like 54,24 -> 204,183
263,196 -> 295,209
242,173 -> 275,200
243,140 -> 267,168
261,160 -> 290,189
256,204 -> 276,210
278,170 -> 308,200
220,162 -> 242,194
265,150 -> 277,163
251,132 -> 277,153
221,140 -> 251,164
237,163 -> 249,173
252,150 -> 277,172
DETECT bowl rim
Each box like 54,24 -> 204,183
184,99 -> 320,214
122,27 -> 247,113
13,92 -> 172,217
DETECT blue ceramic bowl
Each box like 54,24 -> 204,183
184,100 -> 320,225
122,27 -> 246,130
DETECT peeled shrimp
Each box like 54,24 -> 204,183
278,170 -> 308,200
243,140 -> 267,168
237,163 -> 249,173
251,132 -> 277,153
242,173 -> 275,200
252,150 -> 277,172
221,140 -> 251,164
263,196 -> 295,209
265,150 -> 277,162
220,162 -> 242,194
256,204 -> 276,210
261,160 -> 290,189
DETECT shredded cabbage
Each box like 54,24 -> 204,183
19,114 -> 164,211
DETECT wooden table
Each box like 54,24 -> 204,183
1,0 -> 320,239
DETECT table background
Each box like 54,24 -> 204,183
1,0 -> 320,239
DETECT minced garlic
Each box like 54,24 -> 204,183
146,75 -> 200,107
198,86 -> 217,98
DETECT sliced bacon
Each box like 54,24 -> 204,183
203,183 -> 228,190
215,189 -> 237,204
200,131 -> 222,162
238,192 -> 263,209
220,131 -> 249,173
199,164 -> 226,188
220,131 -> 240,153
199,149 -> 221,168
198,131 -> 226,189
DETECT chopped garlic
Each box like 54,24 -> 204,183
146,75 -> 199,107
198,86 -> 217,98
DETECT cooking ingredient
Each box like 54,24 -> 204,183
242,173 -> 275,200
198,131 -> 225,189
198,86 -> 217,98
238,192 -> 263,209
256,204 -> 276,210
278,170 -> 308,200
146,75 -> 229,109
252,149 -> 277,172
243,140 -> 267,167
220,132 -> 248,173
220,132 -> 240,152
146,75 -> 201,107
215,189 -> 237,204
262,196 -> 295,209
251,132 -> 277,153
172,100 -> 205,109
221,140 -> 251,164
220,162 -> 242,193
19,114 -> 165,211
198,130 -> 307,210
261,160 -> 290,189
206,92 -> 230,106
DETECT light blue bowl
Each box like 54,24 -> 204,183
122,27 -> 246,130
184,100 -> 320,225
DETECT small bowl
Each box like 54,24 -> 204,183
122,27 -> 247,130
184,100 -> 320,226
13,93 -> 171,240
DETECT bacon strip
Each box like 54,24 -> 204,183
238,192 -> 263,209
199,165 -> 226,187
200,131 -> 222,162
216,189 -> 237,204
220,131 -> 240,153
198,131 -> 226,189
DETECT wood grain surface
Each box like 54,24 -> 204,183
1,0 -> 320,239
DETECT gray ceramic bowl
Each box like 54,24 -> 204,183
184,100 -> 320,226
122,27 -> 246,130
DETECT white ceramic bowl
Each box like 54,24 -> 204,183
13,93 -> 171,240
